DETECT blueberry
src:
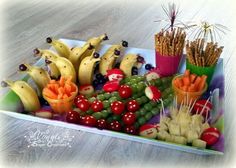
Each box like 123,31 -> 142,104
122,40 -> 128,47
132,67 -> 138,75
96,73 -> 104,80
46,37 -> 52,43
115,63 -> 120,68
145,64 -> 153,70
1,81 -> 8,87
98,78 -> 106,84
93,79 -> 99,87
33,48 -> 40,55
103,34 -> 109,40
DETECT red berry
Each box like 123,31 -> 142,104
126,100 -> 140,112
108,121 -> 122,131
118,85 -> 132,98
91,100 -> 104,112
124,125 -> 137,135
97,119 -> 107,129
66,110 -> 80,124
111,101 -> 125,115
75,99 -> 90,112
122,112 -> 136,125
74,95 -> 86,104
81,115 -> 97,127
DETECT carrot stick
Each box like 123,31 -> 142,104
176,78 -> 184,87
190,74 -> 197,83
194,76 -> 202,88
43,88 -> 58,99
184,69 -> 190,77
182,76 -> 191,86
198,75 -> 207,91
59,76 -> 65,87
181,85 -> 188,92
188,84 -> 196,92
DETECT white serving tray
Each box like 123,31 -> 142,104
0,38 -> 224,155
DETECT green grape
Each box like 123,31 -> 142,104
106,107 -> 112,113
104,92 -> 111,99
106,116 -> 113,123
112,115 -> 121,121
134,122 -> 140,129
149,101 -> 157,107
151,107 -> 160,115
101,110 -> 110,118
161,77 -> 169,85
111,91 -> 119,97
133,94 -> 140,99
158,86 -> 165,92
155,78 -> 162,86
96,90 -> 105,94
130,78 -> 138,84
136,76 -> 144,82
135,110 -> 142,118
103,100 -> 110,109
88,97 -> 97,103
141,96 -> 149,104
131,84 -> 138,94
138,117 -> 147,126
97,94 -> 105,101
124,78 -> 130,83
86,109 -> 94,115
109,97 -> 118,103
144,103 -> 153,111
136,98 -> 142,105
139,108 -> 146,116
92,112 -> 103,120
149,80 -> 155,86
126,82 -> 132,86
137,82 -> 146,92
144,112 -> 153,121
120,79 -> 125,85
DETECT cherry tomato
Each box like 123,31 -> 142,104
126,100 -> 140,112
75,99 -> 90,112
66,110 -> 80,124
108,121 -> 122,131
201,127 -> 220,146
123,125 -> 137,135
111,101 -> 125,115
97,119 -> 107,129
91,100 -> 104,112
118,85 -> 132,98
122,112 -> 136,125
74,95 -> 86,105
81,115 -> 97,127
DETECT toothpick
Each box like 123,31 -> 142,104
199,97 -> 211,116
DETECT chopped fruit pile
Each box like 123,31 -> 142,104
43,76 -> 77,99
173,70 -> 207,92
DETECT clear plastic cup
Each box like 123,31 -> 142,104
172,75 -> 207,105
43,83 -> 78,114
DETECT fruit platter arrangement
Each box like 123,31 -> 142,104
0,3 -> 225,155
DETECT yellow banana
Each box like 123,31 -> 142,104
46,55 -> 76,83
119,54 -> 142,77
78,52 -> 100,85
18,64 -> 50,96
46,37 -> 71,59
83,34 -> 109,56
1,80 -> 41,112
69,43 -> 93,71
99,40 -> 128,75
34,48 -> 60,79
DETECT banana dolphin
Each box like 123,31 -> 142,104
46,37 -> 71,59
78,52 -> 100,85
99,40 -> 128,75
34,48 -> 60,79
119,54 -> 143,77
18,64 -> 50,96
1,80 -> 41,112
46,56 -> 76,83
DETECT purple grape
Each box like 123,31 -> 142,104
114,49 -> 120,55
93,52 -> 100,58
145,64 -> 153,70
19,64 -> 27,71
132,67 -> 138,75
137,56 -> 144,62
93,80 -> 99,86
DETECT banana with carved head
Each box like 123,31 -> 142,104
99,40 -> 128,75
1,80 -> 41,112
78,52 -> 100,85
